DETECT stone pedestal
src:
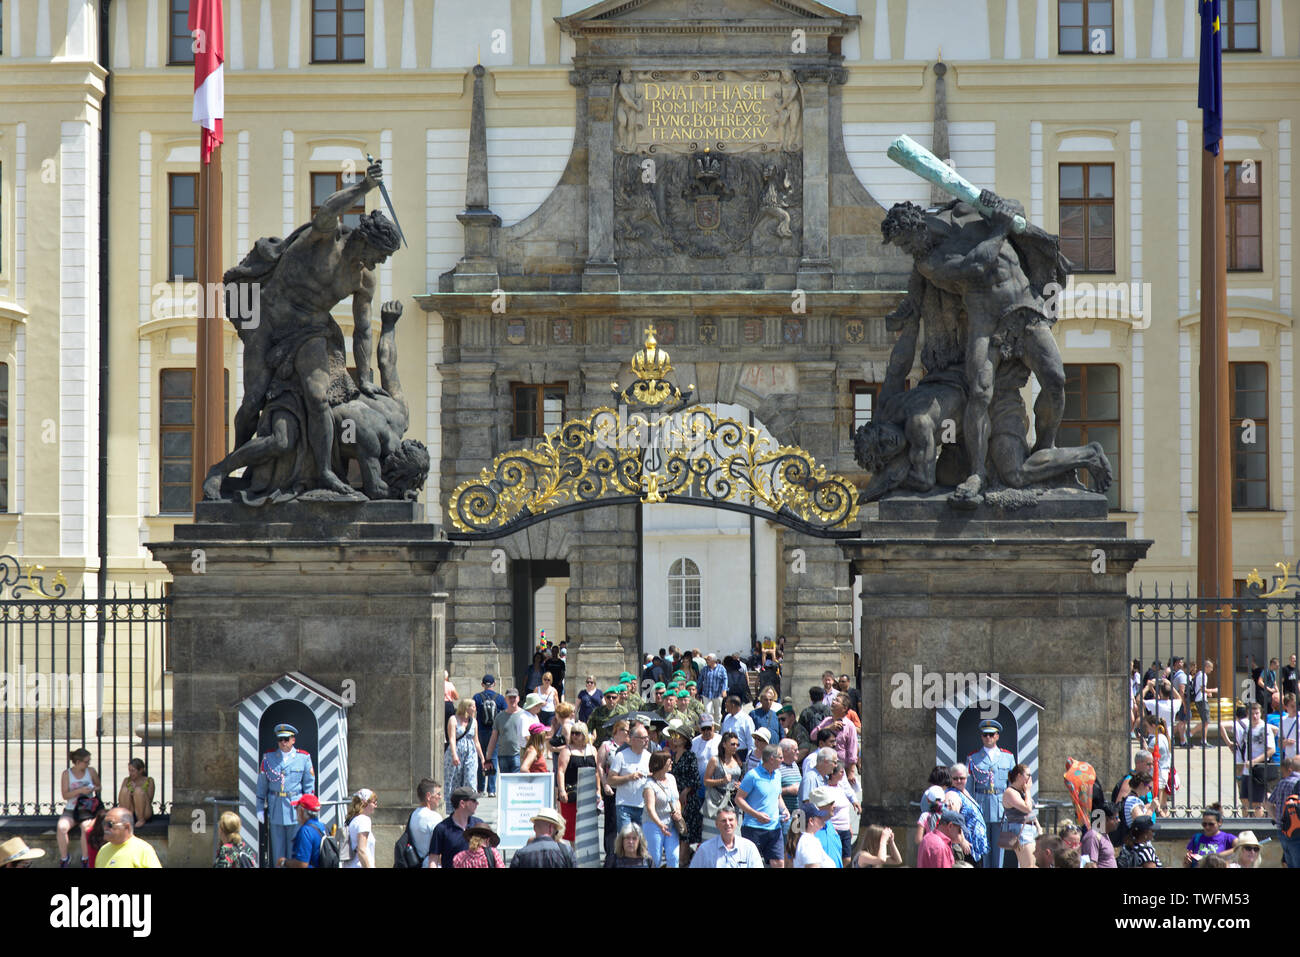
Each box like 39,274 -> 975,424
148,501 -> 459,867
840,491 -> 1150,812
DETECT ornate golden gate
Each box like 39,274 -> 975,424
446,327 -> 861,540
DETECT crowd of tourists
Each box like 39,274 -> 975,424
7,642 -> 1299,869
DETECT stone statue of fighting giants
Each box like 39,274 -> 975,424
204,160 -> 429,503
855,136 -> 1112,507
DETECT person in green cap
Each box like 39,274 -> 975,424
651,681 -> 667,707
683,683 -> 707,724
658,687 -> 682,722
778,703 -> 810,758
671,690 -> 699,736
621,673 -> 646,711
587,686 -> 624,747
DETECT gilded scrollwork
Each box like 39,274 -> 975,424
447,403 -> 858,535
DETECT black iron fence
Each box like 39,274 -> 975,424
0,557 -> 171,816
1127,582 -> 1300,819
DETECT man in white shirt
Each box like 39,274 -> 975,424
1221,702 -> 1276,815
1170,656 -> 1189,745
410,778 -> 443,867
691,714 -> 721,768
722,695 -> 756,761
1190,660 -> 1219,747
793,787 -> 839,868
1279,693 -> 1299,762
689,807 -> 763,868
606,721 -> 652,832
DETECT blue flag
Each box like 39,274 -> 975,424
1197,0 -> 1222,154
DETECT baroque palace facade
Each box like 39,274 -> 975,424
2,0 -> 1299,701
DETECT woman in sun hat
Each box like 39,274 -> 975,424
452,824 -> 504,868
0,837 -> 46,868
1227,831 -> 1263,868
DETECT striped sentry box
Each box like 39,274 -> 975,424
236,673 -> 350,860
573,767 -> 599,866
934,677 -> 1042,801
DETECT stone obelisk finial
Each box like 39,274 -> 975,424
454,64 -> 501,291
930,56 -> 950,207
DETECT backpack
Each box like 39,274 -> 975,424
314,820 -> 341,868
1280,793 -> 1300,839
1115,844 -> 1139,869
334,818 -> 353,865
393,811 -> 423,869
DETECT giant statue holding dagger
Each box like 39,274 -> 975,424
203,156 -> 429,503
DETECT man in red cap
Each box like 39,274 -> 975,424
287,794 -> 326,868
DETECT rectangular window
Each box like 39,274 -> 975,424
1223,0 -> 1260,52
168,173 -> 199,280
313,0 -> 366,63
1225,160 -> 1263,271
168,0 -> 194,65
850,381 -> 880,433
311,172 -> 365,230
511,383 -> 566,440
158,368 -> 230,514
1059,0 -> 1113,54
668,559 -> 702,629
1058,363 -> 1120,510
1059,163 -> 1115,273
1230,361 -> 1268,510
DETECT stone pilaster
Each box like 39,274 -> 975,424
841,493 -> 1150,811
782,533 -> 855,713
794,67 -> 841,290
565,503 -> 639,689
148,502 -> 459,867
573,68 -> 621,291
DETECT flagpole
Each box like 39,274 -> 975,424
1197,138 -> 1233,689
1195,1 -> 1232,688
193,142 -> 224,509
189,0 -> 226,510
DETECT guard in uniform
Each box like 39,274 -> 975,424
620,672 -> 646,711
966,718 -> 1015,868
256,723 -> 316,867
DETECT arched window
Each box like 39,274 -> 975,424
668,558 -> 701,629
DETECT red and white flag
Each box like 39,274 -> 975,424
189,0 -> 224,163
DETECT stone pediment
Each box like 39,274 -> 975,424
558,0 -> 858,29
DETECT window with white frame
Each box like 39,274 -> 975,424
668,558 -> 701,629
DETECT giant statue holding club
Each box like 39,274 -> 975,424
855,136 -> 1112,508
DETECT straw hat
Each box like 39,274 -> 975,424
0,837 -> 45,866
530,807 -> 567,831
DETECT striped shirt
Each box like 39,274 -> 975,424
699,665 -> 728,700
